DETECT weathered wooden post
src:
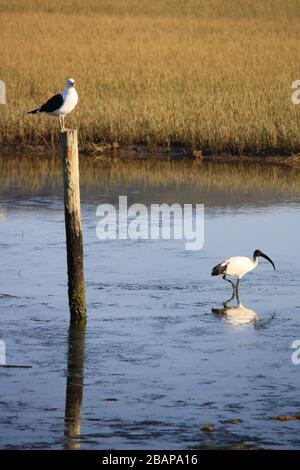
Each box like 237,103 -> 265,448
60,130 -> 86,322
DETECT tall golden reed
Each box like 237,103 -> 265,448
1,0 -> 300,153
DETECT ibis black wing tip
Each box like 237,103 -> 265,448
211,263 -> 227,277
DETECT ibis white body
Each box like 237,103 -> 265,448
218,256 -> 258,279
211,249 -> 276,296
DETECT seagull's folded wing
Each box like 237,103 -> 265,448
39,93 -> 64,113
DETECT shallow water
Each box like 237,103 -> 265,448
0,156 -> 300,449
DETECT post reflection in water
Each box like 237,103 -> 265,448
64,320 -> 86,450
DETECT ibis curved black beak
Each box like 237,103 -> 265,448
260,252 -> 276,270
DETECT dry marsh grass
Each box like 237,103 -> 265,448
1,0 -> 300,153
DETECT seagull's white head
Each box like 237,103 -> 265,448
66,78 -> 76,89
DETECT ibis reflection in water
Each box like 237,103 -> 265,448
211,249 -> 276,297
212,296 -> 277,329
212,300 -> 258,326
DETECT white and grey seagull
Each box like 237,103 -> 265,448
28,78 -> 78,131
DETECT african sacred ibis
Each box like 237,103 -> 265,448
211,249 -> 276,295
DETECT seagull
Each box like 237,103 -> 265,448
28,78 -> 78,131
211,249 -> 276,296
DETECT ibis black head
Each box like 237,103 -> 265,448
253,249 -> 276,270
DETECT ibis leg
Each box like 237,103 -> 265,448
222,275 -> 237,302
235,278 -> 240,297
222,275 -> 236,291
223,290 -> 236,305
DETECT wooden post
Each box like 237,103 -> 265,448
60,130 -> 87,322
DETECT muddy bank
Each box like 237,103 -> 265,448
1,142 -> 300,167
